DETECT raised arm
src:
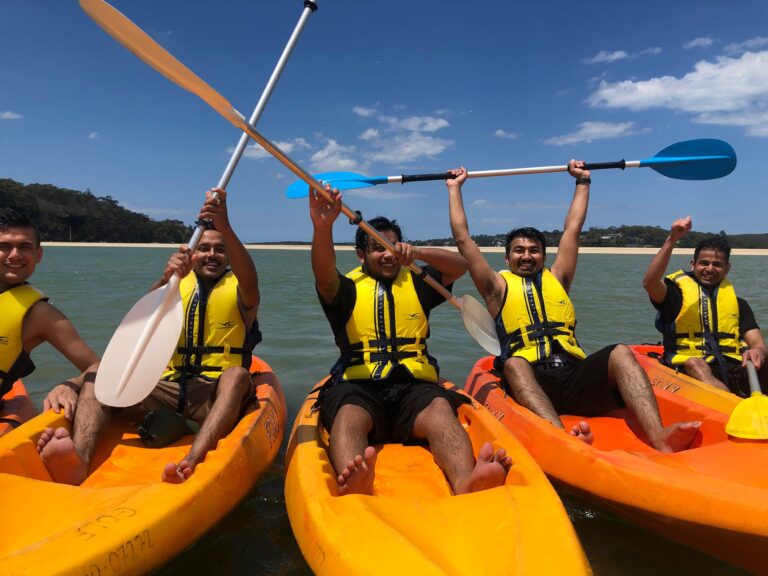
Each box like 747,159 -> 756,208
310,186 -> 342,304
446,167 -> 506,316
393,243 -> 467,287
550,161 -> 590,292
642,217 -> 692,304
199,188 -> 260,312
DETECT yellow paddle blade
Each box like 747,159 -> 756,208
725,391 -> 768,439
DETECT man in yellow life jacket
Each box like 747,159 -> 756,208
0,209 -> 99,426
447,164 -> 701,452
309,187 -> 511,496
643,217 -> 768,396
38,189 -> 262,485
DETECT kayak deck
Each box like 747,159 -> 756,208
465,355 -> 768,574
0,379 -> 36,437
0,357 -> 286,576
284,379 -> 591,575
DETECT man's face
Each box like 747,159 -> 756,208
0,227 -> 42,289
357,229 -> 400,281
505,236 -> 545,277
192,230 -> 229,279
691,249 -> 730,288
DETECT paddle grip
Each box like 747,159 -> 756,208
400,172 -> 455,184
584,160 -> 626,171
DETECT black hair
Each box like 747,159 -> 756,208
505,227 -> 546,255
0,208 -> 40,247
354,216 -> 403,251
694,235 -> 731,262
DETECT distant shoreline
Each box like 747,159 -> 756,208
41,242 -> 768,256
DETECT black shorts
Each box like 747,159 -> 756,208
318,367 -> 469,444
503,345 -> 624,416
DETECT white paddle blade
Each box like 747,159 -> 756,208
459,295 -> 501,356
95,284 -> 183,407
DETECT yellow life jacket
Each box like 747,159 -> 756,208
0,284 -> 46,396
333,266 -> 438,383
162,271 -> 259,382
496,268 -> 586,364
660,270 -> 745,365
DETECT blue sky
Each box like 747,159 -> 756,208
2,0 -> 767,242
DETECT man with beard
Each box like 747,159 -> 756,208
446,164 -> 699,452
643,217 -> 767,396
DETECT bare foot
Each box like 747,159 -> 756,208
37,427 -> 88,485
655,421 -> 701,453
337,446 -> 377,496
161,459 -> 196,483
455,442 -> 511,495
569,420 -> 594,445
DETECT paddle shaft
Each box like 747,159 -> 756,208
747,360 -> 761,395
187,0 -> 317,251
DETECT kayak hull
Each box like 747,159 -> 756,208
0,356 -> 286,576
465,356 -> 768,575
284,378 -> 591,575
0,379 -> 35,437
631,344 -> 740,414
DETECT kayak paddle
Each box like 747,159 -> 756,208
725,360 -> 768,440
285,139 -> 737,198
85,0 -> 319,406
80,0 -> 501,356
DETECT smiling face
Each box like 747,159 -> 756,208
192,229 -> 229,281
690,248 -> 730,288
357,229 -> 400,282
0,227 -> 43,290
505,236 -> 545,277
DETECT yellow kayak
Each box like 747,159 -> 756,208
630,344 -> 740,414
284,378 -> 591,575
0,356 -> 285,575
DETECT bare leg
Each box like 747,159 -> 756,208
609,345 -> 700,453
412,397 -> 510,495
162,366 -> 252,483
683,357 -> 729,391
38,372 -> 109,485
327,403 -> 377,496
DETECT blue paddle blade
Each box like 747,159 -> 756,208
285,172 -> 386,198
642,139 -> 736,180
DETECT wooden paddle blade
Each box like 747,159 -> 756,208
459,294 -> 501,356
80,0 -> 243,127
95,285 -> 183,407
726,391 -> 768,439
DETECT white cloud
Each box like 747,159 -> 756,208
587,50 -> 768,136
684,37 -> 714,50
353,105 -> 377,118
367,132 -> 452,164
309,139 -> 360,171
239,137 -> 310,160
584,47 -> 661,64
380,115 -> 449,132
724,36 -> 768,55
360,128 -> 379,140
544,121 -> 648,146
494,129 -> 518,140
1,111 -> 23,120
88,132 -> 99,140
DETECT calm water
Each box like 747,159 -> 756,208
24,247 -> 768,575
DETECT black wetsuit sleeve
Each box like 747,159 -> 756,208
318,272 -> 356,335
652,278 -> 683,323
412,265 -> 453,313
738,298 -> 759,335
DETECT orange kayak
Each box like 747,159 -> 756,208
0,379 -> 36,437
284,378 -> 591,575
465,356 -> 768,575
0,356 -> 285,576
631,344 -> 740,414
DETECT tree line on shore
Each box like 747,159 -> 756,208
1,179 -> 192,243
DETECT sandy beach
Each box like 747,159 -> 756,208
41,242 -> 768,256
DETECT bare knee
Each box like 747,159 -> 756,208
334,404 -> 373,432
502,357 -> 534,393
683,357 -> 712,378
217,367 -> 251,399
